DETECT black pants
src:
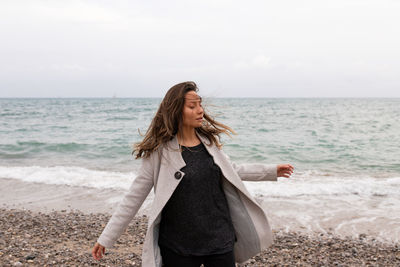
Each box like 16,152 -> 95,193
160,245 -> 236,267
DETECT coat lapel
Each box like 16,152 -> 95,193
166,134 -> 186,171
148,135 -> 186,225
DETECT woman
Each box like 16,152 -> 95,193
92,81 -> 294,267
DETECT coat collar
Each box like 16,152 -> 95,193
165,130 -> 216,171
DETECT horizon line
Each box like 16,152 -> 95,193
1,96 -> 399,99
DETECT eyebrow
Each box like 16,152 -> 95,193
185,96 -> 202,102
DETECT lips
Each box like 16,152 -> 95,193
196,117 -> 203,121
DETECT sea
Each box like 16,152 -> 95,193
1,97 -> 399,243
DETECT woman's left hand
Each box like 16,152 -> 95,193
277,164 -> 294,178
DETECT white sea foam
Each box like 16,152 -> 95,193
244,171 -> 400,198
0,165 -> 134,190
1,166 -> 399,199
242,171 -> 400,244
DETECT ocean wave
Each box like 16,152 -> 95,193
1,165 -> 399,200
3,141 -> 91,153
0,165 -> 134,190
244,170 -> 400,198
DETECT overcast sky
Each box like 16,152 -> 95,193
0,0 -> 399,98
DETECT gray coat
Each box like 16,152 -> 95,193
97,132 -> 278,266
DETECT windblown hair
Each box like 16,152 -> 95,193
132,81 -> 236,159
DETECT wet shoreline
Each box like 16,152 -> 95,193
2,176 -> 399,246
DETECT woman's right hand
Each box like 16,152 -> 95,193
92,242 -> 106,260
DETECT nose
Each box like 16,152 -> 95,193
197,105 -> 204,115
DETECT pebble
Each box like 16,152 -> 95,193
25,254 -> 36,260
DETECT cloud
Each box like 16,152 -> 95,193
25,1 -> 124,24
38,64 -> 88,72
234,54 -> 271,70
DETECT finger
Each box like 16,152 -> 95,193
282,167 -> 292,173
93,246 -> 100,259
96,249 -> 102,259
284,164 -> 292,169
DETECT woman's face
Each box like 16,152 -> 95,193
182,91 -> 204,128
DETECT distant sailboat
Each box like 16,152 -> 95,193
112,93 -> 117,99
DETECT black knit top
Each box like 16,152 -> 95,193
158,142 -> 236,256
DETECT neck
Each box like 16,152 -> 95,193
177,126 -> 198,145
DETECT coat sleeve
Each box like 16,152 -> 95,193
97,153 -> 155,248
221,150 -> 278,182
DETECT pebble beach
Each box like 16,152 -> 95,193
1,208 -> 399,267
